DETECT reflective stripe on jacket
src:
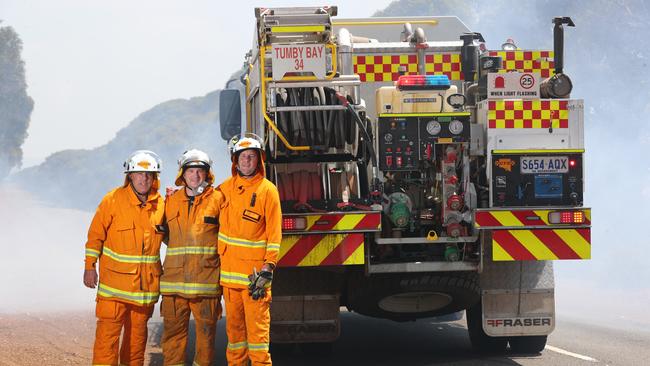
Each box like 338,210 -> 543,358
160,186 -> 221,298
216,166 -> 282,290
84,185 -> 165,306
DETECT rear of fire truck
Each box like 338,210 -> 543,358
218,6 -> 591,353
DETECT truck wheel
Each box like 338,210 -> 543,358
509,335 -> 547,354
348,272 -> 479,321
466,301 -> 508,353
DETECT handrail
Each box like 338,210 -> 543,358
333,20 -> 438,26
245,63 -> 252,131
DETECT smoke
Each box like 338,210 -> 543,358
0,184 -> 94,312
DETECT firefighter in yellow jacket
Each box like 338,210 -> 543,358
83,150 -> 165,366
217,134 -> 282,366
160,149 -> 222,366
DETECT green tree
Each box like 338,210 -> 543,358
0,22 -> 33,179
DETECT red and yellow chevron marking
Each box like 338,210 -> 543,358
488,100 -> 569,129
353,53 -> 462,82
424,53 -> 463,81
475,209 -> 591,228
300,212 -> 381,232
278,233 -> 365,267
492,228 -> 590,261
488,50 -> 555,78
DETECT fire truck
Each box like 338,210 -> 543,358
219,6 -> 590,353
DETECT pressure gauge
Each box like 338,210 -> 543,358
449,120 -> 464,135
426,120 -> 441,135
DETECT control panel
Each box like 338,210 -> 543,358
378,113 -> 471,171
491,152 -> 584,207
378,117 -> 419,171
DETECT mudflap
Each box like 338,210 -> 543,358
479,231 -> 555,337
270,267 -> 343,343
481,290 -> 554,337
270,295 -> 340,343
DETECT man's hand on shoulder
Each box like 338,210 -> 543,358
166,186 -> 180,198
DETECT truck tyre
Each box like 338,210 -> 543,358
348,272 -> 479,321
466,301 -> 508,353
509,335 -> 547,354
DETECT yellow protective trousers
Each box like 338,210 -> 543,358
160,295 -> 221,366
92,298 -> 154,366
224,287 -> 272,366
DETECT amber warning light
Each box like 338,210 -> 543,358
548,210 -> 585,224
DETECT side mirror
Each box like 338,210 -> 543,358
219,89 -> 242,140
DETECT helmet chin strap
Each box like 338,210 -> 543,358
129,181 -> 149,202
237,167 -> 257,178
187,181 -> 209,196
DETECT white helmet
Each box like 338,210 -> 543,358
228,133 -> 265,162
124,150 -> 162,173
178,149 -> 212,170
175,149 -> 215,186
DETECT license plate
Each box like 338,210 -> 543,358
520,156 -> 568,174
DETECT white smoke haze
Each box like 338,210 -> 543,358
555,278 -> 650,332
0,184 -> 94,312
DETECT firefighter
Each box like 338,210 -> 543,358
217,134 -> 282,366
83,150 -> 165,366
160,149 -> 222,366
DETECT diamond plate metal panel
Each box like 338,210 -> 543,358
479,231 -> 555,291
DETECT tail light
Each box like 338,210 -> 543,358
548,210 -> 585,224
282,217 -> 307,230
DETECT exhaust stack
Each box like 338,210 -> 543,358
541,17 -> 575,98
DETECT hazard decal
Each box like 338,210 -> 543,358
488,50 -> 555,78
278,233 -> 365,267
475,209 -> 591,228
492,228 -> 590,261
353,53 -> 462,82
488,99 -> 569,129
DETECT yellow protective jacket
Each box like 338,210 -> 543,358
161,186 -> 222,298
84,185 -> 165,306
217,163 -> 282,289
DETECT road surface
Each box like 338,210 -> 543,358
0,311 -> 647,365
